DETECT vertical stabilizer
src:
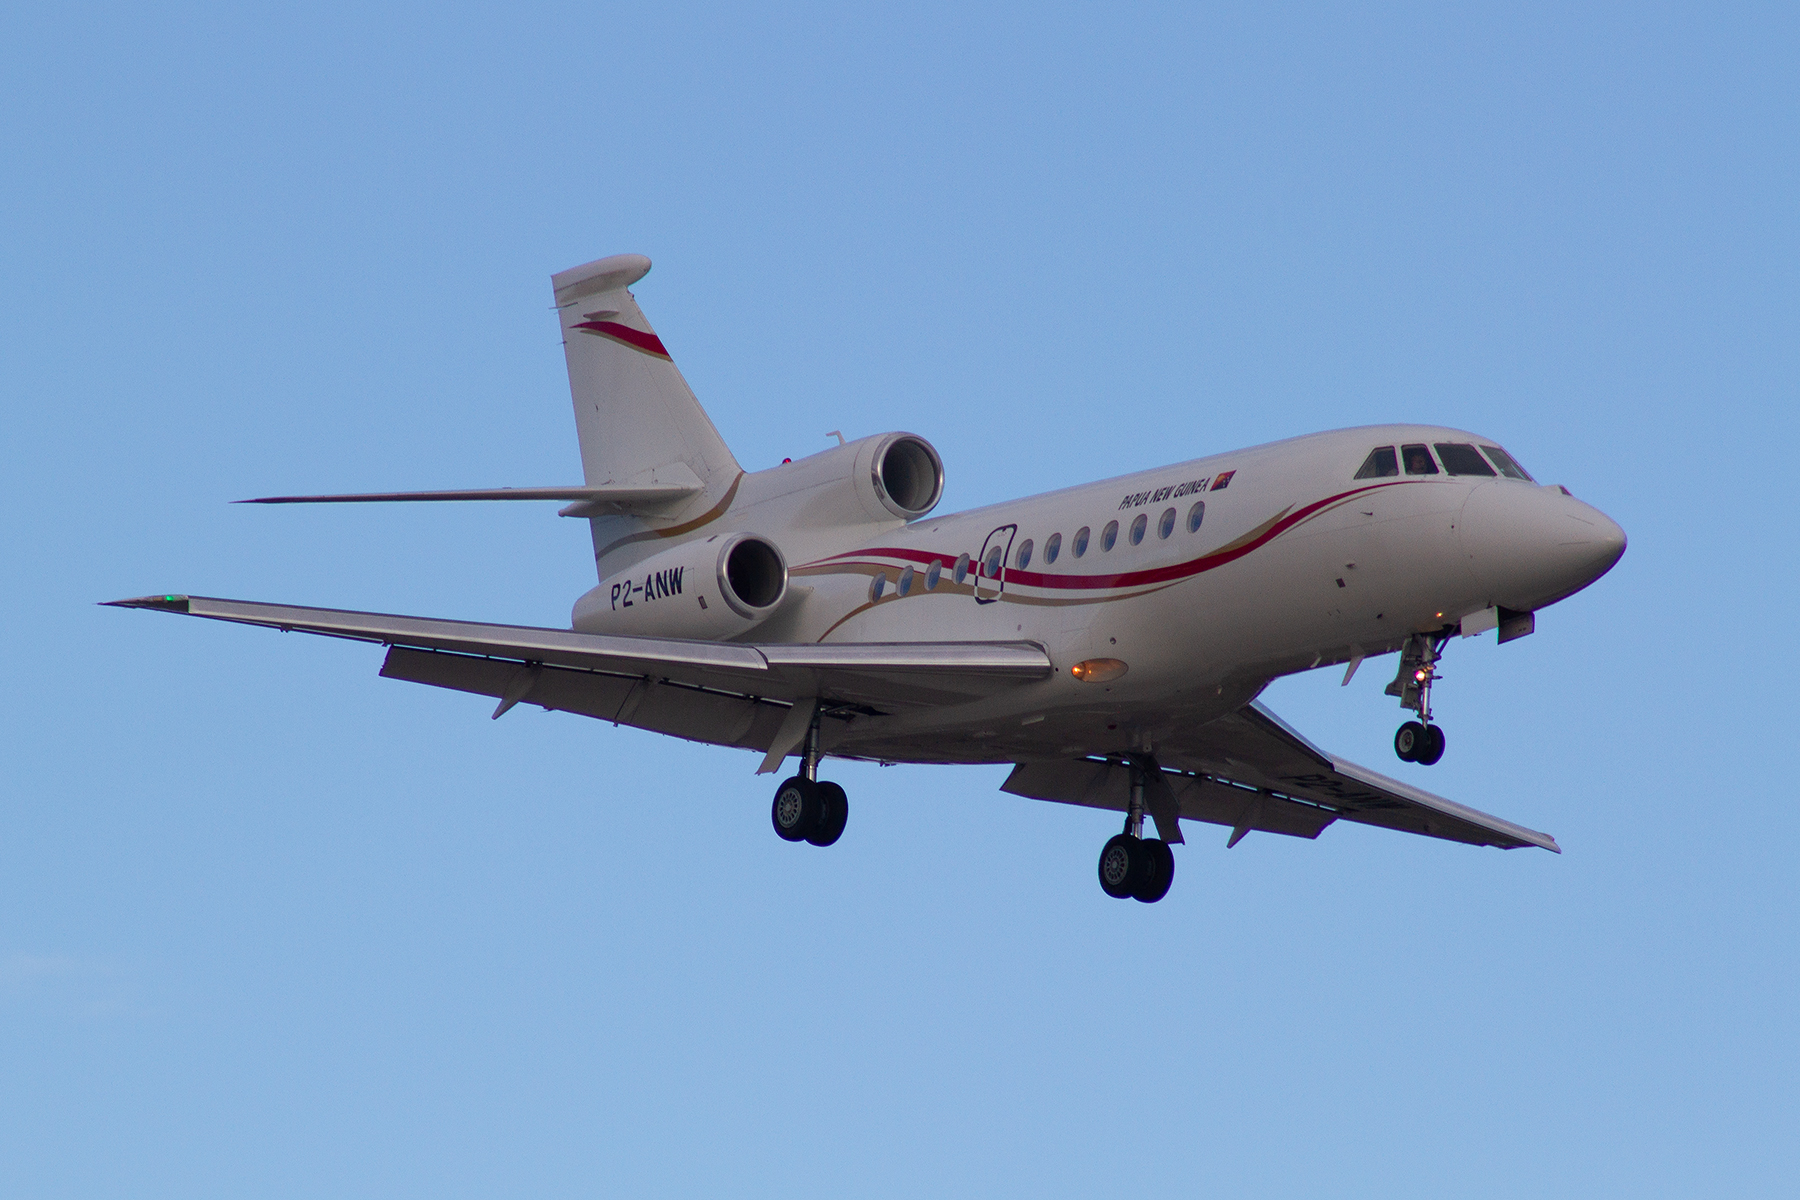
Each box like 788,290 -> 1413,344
551,254 -> 741,492
551,255 -> 744,579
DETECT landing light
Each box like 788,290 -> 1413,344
1071,658 -> 1128,683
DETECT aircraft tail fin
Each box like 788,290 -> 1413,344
551,254 -> 742,497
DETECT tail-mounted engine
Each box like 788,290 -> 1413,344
572,532 -> 789,639
856,433 -> 945,522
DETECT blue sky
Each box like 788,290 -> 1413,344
3,3 -> 1795,1196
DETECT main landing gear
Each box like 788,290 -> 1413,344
1097,759 -> 1175,903
1388,631 -> 1449,765
772,776 -> 848,845
1393,720 -> 1445,766
770,706 -> 849,847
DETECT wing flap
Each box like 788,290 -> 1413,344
380,647 -> 793,750
1000,760 -> 1337,840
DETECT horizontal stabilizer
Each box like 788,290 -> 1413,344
239,483 -> 700,508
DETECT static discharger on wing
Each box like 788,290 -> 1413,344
110,253 -> 1626,904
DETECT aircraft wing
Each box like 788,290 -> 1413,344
1003,701 -> 1559,852
104,595 -> 1052,716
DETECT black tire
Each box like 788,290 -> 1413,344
1417,724 -> 1446,766
771,776 -> 820,842
1133,839 -> 1175,903
1098,834 -> 1143,899
806,781 -> 848,846
1394,721 -> 1426,762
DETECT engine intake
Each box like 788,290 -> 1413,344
720,535 -> 785,616
872,434 -> 945,519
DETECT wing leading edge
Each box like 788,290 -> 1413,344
1003,701 -> 1559,852
104,594 -> 1051,713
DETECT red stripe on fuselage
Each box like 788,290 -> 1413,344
799,480 -> 1411,591
572,320 -> 671,359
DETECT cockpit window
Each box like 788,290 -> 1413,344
1355,446 -> 1399,479
1481,445 -> 1534,481
1434,442 -> 1497,477
1401,444 -> 1439,475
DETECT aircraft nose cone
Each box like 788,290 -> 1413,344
1457,483 -> 1627,610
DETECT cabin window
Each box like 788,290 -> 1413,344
1073,526 -> 1090,557
1158,508 -> 1176,539
1481,445 -> 1533,481
870,574 -> 887,602
1016,539 -> 1033,570
926,559 -> 942,590
984,544 -> 1004,578
897,564 -> 915,596
1101,521 -> 1118,552
953,552 -> 970,585
1355,446 -> 1399,478
1187,501 -> 1205,533
1129,513 -> 1148,545
1435,442 -> 1496,477
1402,444 -> 1439,475
1044,532 -> 1062,563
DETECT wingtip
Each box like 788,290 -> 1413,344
104,594 -> 192,612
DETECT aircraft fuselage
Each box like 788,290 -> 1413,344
613,423 -> 1624,766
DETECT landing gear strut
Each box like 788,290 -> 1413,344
771,706 -> 848,846
1096,759 -> 1175,903
1389,631 -> 1449,765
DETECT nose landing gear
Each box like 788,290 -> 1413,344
770,704 -> 849,846
1096,758 -> 1176,903
1388,632 -> 1450,765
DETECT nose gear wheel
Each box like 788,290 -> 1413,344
1388,630 -> 1453,766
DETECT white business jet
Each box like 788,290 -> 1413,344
111,254 -> 1626,903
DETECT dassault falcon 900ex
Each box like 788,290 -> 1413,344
111,253 -> 1627,903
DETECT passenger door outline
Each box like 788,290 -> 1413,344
974,524 -> 1017,605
